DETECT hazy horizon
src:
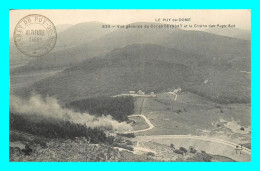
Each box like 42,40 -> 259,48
9,10 -> 251,38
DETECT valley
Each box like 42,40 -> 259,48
9,19 -> 251,162
123,92 -> 250,161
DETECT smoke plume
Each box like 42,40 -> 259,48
10,94 -> 132,132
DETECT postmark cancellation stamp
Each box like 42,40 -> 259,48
13,14 -> 57,57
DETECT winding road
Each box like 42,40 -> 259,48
134,135 -> 251,154
128,114 -> 155,133
127,98 -> 154,133
127,98 -> 251,157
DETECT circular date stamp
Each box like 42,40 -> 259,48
13,14 -> 57,57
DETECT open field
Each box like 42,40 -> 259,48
128,116 -> 150,131
133,140 -> 236,162
133,135 -> 250,161
133,92 -> 250,143
127,91 -> 250,161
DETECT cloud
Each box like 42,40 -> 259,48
10,94 -> 132,132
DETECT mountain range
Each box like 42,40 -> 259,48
11,22 -> 250,73
204,27 -> 251,40
10,22 -> 251,104
14,44 -> 250,104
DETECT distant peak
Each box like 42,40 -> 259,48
74,21 -> 106,26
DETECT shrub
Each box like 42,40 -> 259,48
113,143 -> 134,151
179,147 -> 188,153
176,109 -> 182,114
198,151 -> 212,162
125,140 -> 133,145
174,147 -> 188,155
187,152 -> 212,162
170,144 -> 175,149
146,152 -> 155,156
198,153 -> 212,162
189,148 -> 197,154
173,149 -> 184,155
117,133 -> 135,138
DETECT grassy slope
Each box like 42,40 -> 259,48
15,44 -> 250,104
16,45 -> 194,104
133,92 -> 250,146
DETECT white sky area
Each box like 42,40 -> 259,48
9,10 -> 251,37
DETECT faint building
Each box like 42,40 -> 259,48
167,91 -> 178,101
137,90 -> 145,95
173,88 -> 182,94
129,91 -> 136,94
204,79 -> 209,84
150,92 -> 157,97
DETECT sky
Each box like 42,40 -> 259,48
9,10 -> 251,37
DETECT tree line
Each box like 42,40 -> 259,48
67,96 -> 135,122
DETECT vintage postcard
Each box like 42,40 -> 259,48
9,10 -> 251,162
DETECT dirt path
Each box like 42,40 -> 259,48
127,98 -> 155,133
240,70 -> 251,74
133,135 -> 251,155
128,114 -> 155,133
126,97 -> 251,159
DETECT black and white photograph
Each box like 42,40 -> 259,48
9,10 -> 251,162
